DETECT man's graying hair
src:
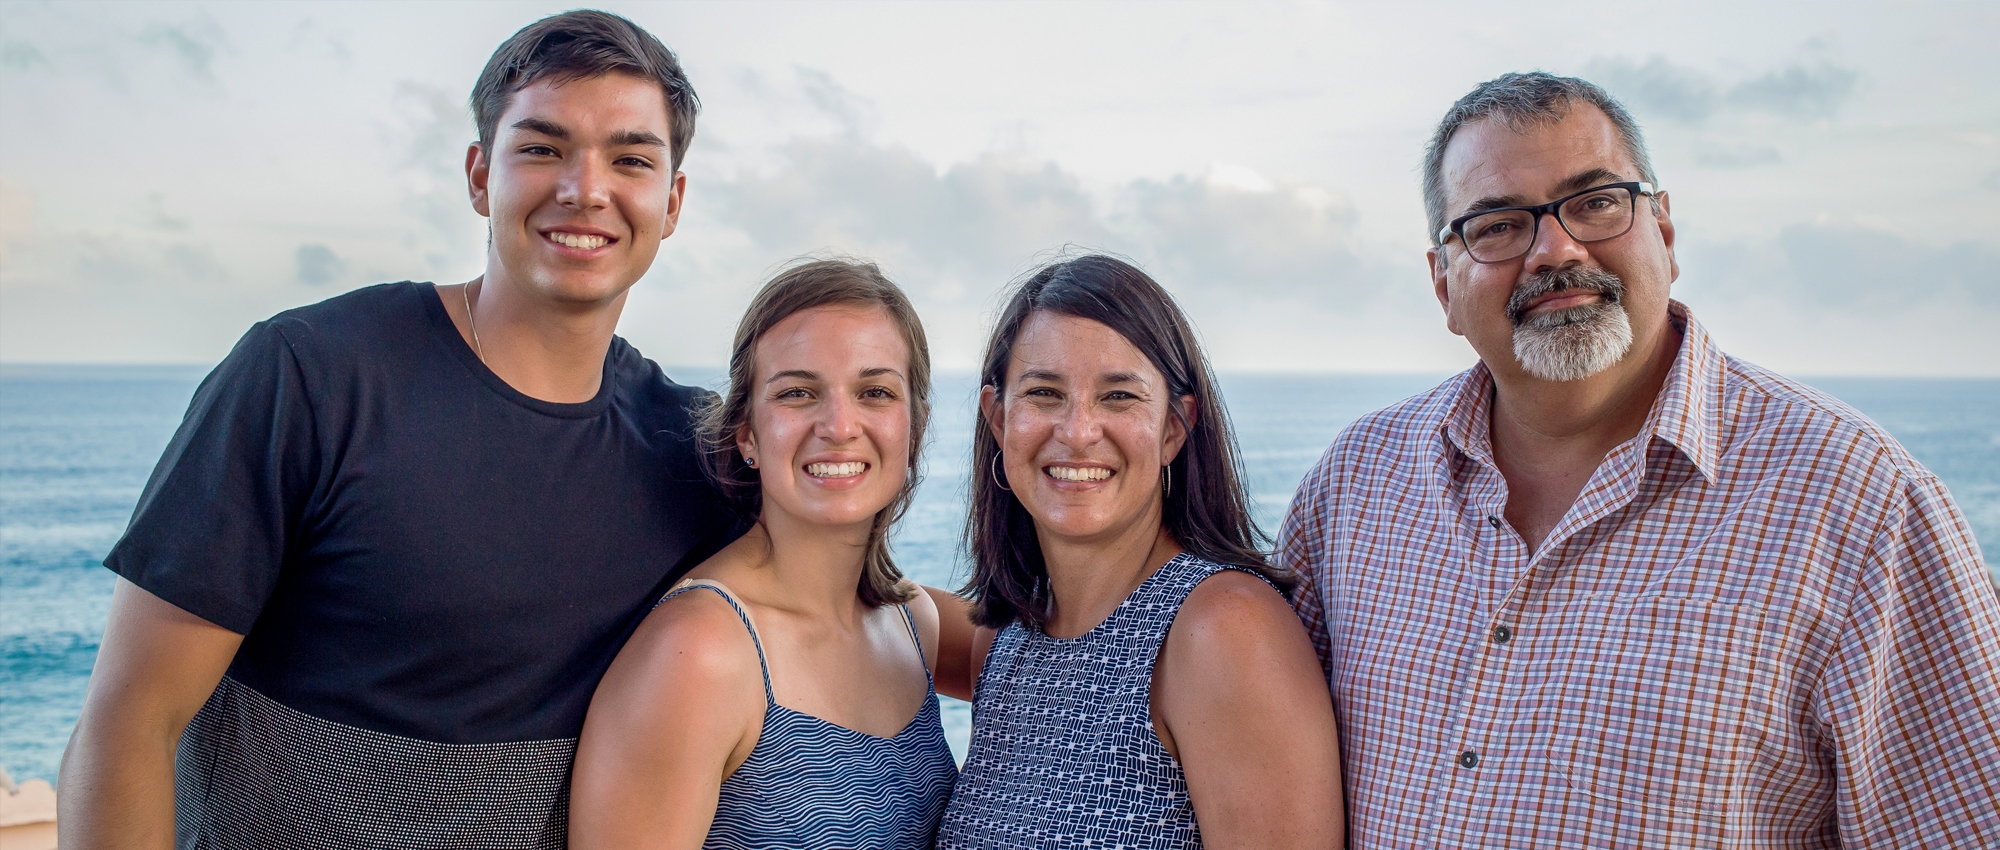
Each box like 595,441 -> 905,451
1422,72 -> 1660,255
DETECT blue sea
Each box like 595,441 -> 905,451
3,365 -> 1996,783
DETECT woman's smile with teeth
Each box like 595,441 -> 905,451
806,461 -> 867,478
547,232 -> 609,250
1045,466 -> 1112,482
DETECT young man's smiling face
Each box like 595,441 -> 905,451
467,72 -> 684,304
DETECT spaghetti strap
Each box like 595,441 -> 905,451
661,578 -> 775,706
896,603 -> 935,689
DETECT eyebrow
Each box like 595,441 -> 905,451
510,118 -> 569,140
767,367 -> 904,384
1460,167 -> 1632,216
766,369 -> 818,384
1017,368 -> 1147,386
609,129 -> 667,149
1552,167 -> 1628,197
509,119 -> 666,149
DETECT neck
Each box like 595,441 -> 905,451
740,510 -> 874,625
1040,509 -> 1181,639
1483,314 -> 1683,552
460,259 -> 629,404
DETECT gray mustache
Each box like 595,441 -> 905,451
1507,266 -> 1626,326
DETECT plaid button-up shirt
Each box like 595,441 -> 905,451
1279,303 -> 2000,848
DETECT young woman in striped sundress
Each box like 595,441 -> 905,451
927,255 -> 1344,849
569,260 -> 955,849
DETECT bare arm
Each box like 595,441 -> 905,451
1153,571 -> 1345,849
58,579 -> 245,849
569,592 -> 767,850
921,586 -> 996,702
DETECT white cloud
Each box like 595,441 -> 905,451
295,244 -> 345,286
627,128 -> 1443,371
0,1 -> 1995,377
1777,223 -> 1998,309
1589,55 -> 1863,126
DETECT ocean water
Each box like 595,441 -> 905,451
3,365 -> 1996,783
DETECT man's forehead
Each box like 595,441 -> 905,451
1440,105 -> 1636,209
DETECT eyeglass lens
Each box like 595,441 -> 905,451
1461,186 -> 1638,263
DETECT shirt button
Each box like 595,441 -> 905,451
1487,515 -> 1501,529
1458,750 -> 1481,769
1491,625 -> 1513,645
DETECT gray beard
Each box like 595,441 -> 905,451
1507,266 -> 1633,383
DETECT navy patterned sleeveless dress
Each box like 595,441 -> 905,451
937,554 -> 1253,850
659,580 -> 958,850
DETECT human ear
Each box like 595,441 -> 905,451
1655,191 -> 1678,283
1427,248 -> 1462,336
979,384 -> 1004,443
1162,394 -> 1196,464
734,423 -> 758,471
466,143 -> 492,218
661,171 -> 686,242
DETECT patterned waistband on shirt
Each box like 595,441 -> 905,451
174,676 -> 577,849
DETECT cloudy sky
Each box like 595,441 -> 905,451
2,1 -> 1996,374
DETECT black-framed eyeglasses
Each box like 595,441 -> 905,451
1439,181 -> 1658,264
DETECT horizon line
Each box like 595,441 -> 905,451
4,362 -> 1999,382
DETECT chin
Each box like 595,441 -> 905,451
1032,510 -> 1117,543
533,270 -> 639,303
795,497 -> 891,528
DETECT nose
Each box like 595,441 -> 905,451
817,393 -> 864,443
1051,397 -> 1104,448
1521,209 -> 1592,275
557,152 -> 611,212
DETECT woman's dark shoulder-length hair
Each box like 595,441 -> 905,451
963,253 -> 1294,630
698,258 -> 932,608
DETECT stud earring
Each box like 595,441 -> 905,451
745,456 -> 757,468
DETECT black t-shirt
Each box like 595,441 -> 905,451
105,282 -> 737,846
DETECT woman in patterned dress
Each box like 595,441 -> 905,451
929,255 -> 1344,849
569,260 -> 956,849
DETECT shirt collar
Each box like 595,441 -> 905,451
1650,301 -> 1724,484
1439,300 -> 1723,485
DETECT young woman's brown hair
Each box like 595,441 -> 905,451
700,258 -> 932,607
963,254 -> 1292,629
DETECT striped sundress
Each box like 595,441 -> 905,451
659,579 -> 957,850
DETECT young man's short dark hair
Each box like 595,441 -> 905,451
471,9 -> 701,170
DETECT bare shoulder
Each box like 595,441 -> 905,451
904,580 -> 941,635
900,580 -> 943,670
603,588 -> 764,707
1173,569 -> 1303,648
1155,566 -> 1332,747
1161,568 -> 1317,686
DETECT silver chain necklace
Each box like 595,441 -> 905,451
461,280 -> 487,365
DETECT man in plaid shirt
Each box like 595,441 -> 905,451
1278,71 -> 2000,848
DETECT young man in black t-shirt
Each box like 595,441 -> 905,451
59,11 -> 737,847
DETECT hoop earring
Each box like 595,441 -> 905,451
990,452 -> 1012,492
1162,463 -> 1172,498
